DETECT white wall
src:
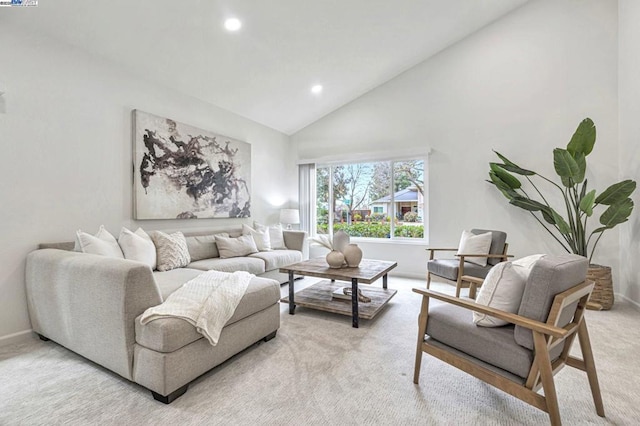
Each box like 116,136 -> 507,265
618,1 -> 640,306
0,24 -> 296,343
293,0 -> 619,280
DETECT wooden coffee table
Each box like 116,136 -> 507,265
279,258 -> 397,328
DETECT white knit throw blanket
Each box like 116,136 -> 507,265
140,270 -> 253,346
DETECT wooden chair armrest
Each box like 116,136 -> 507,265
456,253 -> 514,258
425,248 -> 459,252
460,275 -> 484,285
411,288 -> 568,338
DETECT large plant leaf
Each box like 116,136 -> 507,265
551,210 -> 572,235
580,180 -> 588,201
573,152 -> 586,183
509,196 -> 548,212
567,118 -> 596,156
599,198 -> 634,227
490,163 -> 521,189
487,176 -> 518,200
553,148 -> 580,186
494,151 -> 517,167
541,208 -> 556,224
595,180 -> 637,205
493,151 -> 536,175
496,163 -> 536,176
579,189 -> 596,216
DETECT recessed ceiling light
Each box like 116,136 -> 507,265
224,18 -> 242,32
311,85 -> 323,94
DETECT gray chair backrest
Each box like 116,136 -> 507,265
514,254 -> 588,349
470,229 -> 507,266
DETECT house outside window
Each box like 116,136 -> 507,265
315,159 -> 426,240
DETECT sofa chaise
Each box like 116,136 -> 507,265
25,227 -> 307,403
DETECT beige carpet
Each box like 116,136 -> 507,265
1,277 -> 639,425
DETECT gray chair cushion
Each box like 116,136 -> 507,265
427,259 -> 492,281
135,276 -> 280,353
249,250 -> 303,271
187,257 -> 266,275
427,303 -> 534,378
514,254 -> 588,349
471,229 -> 507,266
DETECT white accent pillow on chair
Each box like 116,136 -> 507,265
473,254 -> 546,327
457,230 -> 492,267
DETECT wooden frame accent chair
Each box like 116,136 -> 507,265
414,254 -> 604,426
426,229 -> 510,297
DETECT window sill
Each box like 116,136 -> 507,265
349,237 -> 429,246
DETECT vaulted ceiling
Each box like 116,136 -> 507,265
3,0 -> 529,134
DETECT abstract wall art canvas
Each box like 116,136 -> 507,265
133,110 -> 251,219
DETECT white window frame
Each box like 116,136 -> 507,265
311,157 -> 429,244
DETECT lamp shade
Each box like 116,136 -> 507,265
279,209 -> 300,226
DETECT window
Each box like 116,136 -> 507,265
314,159 -> 426,240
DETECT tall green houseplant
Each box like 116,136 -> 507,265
488,118 -> 636,264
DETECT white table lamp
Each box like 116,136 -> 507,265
280,209 -> 300,230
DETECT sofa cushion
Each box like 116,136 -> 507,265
118,227 -> 157,270
135,276 -> 280,353
255,222 -> 286,250
242,224 -> 271,251
187,257 -> 266,275
426,303 -> 534,378
153,268 -> 204,301
74,225 -> 124,259
215,234 -> 259,258
185,233 -> 229,261
427,259 -> 491,281
514,254 -> 588,350
249,249 -> 302,271
151,231 -> 191,272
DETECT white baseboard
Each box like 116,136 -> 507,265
615,293 -> 640,310
0,329 -> 34,347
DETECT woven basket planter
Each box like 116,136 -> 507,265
587,264 -> 613,310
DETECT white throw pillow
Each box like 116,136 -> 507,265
457,230 -> 492,267
75,225 -> 124,259
215,234 -> 259,259
473,254 -> 546,327
118,227 -> 157,269
151,231 -> 191,272
254,222 -> 286,250
242,224 -> 271,251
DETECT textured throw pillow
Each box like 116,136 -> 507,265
118,227 -> 156,269
254,222 -> 286,250
215,234 -> 259,259
473,254 -> 546,327
185,233 -> 229,261
457,230 -> 492,267
151,231 -> 191,272
242,224 -> 271,251
75,225 -> 124,259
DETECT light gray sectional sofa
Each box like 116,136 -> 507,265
25,228 -> 307,403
